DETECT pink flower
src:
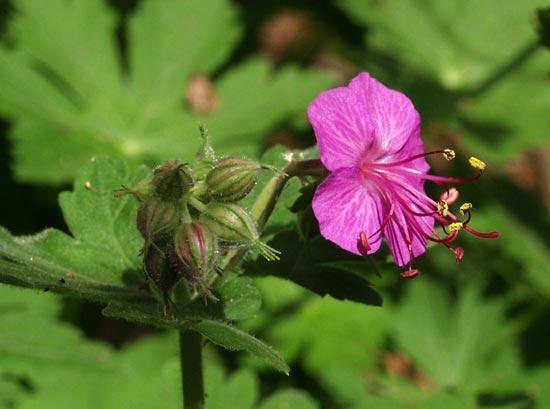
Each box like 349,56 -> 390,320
308,73 -> 498,276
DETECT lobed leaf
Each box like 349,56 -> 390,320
0,156 -> 149,303
0,0 -> 333,184
254,287 -> 387,405
339,0 -> 542,91
392,279 -> 522,394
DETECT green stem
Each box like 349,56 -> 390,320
181,203 -> 193,224
174,282 -> 205,409
179,329 -> 205,409
188,196 -> 207,212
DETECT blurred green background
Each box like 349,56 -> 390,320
0,0 -> 549,408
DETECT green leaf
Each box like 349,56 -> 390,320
0,308 -> 114,372
216,273 -> 262,321
207,370 -> 258,409
188,319 -> 289,374
0,0 -> 333,184
391,279 -> 522,394
11,329 -> 183,409
0,285 -> 117,406
101,300 -> 289,374
0,374 -> 28,409
206,60 -> 333,155
8,0 -> 120,99
470,204 -> 550,297
258,389 -> 319,409
0,284 -> 284,407
458,52 -> 550,164
257,293 -> 387,406
339,0 -> 542,91
0,156 -> 149,303
128,0 -> 240,108
246,231 -> 383,306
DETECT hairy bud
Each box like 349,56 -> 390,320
206,157 -> 262,202
143,243 -> 181,307
152,160 -> 194,201
136,198 -> 180,240
114,177 -> 152,202
200,202 -> 280,261
171,222 -> 218,279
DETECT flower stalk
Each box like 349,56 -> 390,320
179,329 -> 205,409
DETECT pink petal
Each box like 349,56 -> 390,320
312,167 -> 387,256
308,73 -> 421,171
383,202 -> 433,267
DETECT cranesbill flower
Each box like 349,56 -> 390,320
308,72 -> 498,277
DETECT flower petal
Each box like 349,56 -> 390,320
312,167 -> 386,256
383,199 -> 434,267
353,73 -> 422,162
307,72 -> 421,171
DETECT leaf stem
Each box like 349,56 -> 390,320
179,329 -> 205,409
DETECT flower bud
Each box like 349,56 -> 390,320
206,157 -> 262,202
192,124 -> 217,181
143,243 -> 181,306
137,197 -> 180,240
200,202 -> 280,261
171,221 -> 219,281
152,160 -> 194,201
114,177 -> 152,202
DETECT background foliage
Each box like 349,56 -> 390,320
0,0 -> 549,408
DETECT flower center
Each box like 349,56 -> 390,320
359,149 -> 499,277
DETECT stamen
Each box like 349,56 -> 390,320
459,202 -> 473,216
443,149 -> 456,160
437,200 -> 449,217
429,229 -> 459,244
362,204 -> 396,243
359,146 -> 498,273
401,269 -> 420,279
359,231 -> 371,251
453,247 -> 464,262
469,156 -> 486,171
440,187 -> 459,205
463,224 -> 499,239
449,222 -> 463,232
372,149 -> 457,168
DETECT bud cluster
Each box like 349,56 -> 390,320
117,128 -> 279,309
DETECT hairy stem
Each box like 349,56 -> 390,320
175,283 -> 205,409
179,329 -> 205,409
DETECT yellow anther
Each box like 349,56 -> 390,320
449,222 -> 463,232
459,202 -> 473,216
443,149 -> 456,161
437,200 -> 449,217
469,156 -> 486,171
